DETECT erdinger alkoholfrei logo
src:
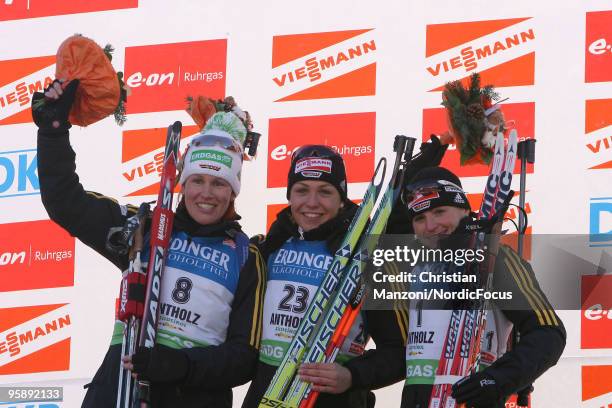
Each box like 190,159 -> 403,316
425,17 -> 535,91
581,274 -> 612,349
582,365 -> 612,406
422,102 -> 535,177
0,303 -> 72,375
585,99 -> 612,170
0,220 -> 75,292
586,11 -> 612,83
271,29 -> 377,102
590,198 -> 612,248
0,148 -> 39,198
0,0 -> 137,22
0,55 -> 54,126
121,125 -> 198,196
124,40 -> 226,114
267,112 -> 375,188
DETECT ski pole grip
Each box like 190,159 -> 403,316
516,384 -> 534,407
393,135 -> 408,153
244,131 -> 261,157
517,139 -> 536,163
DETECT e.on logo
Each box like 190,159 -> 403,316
586,11 -> 612,83
267,112 -> 375,188
0,303 -> 71,375
271,29 -> 377,102
124,40 -> 227,114
581,274 -> 612,349
0,0 -> 137,22
425,17 -> 535,91
582,365 -> 612,406
0,220 -> 74,292
0,55 -> 55,125
422,102 -> 534,178
121,125 -> 197,196
585,99 -> 612,170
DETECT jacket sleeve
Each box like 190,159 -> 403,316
486,245 -> 566,397
37,128 -> 137,269
343,270 -> 408,392
180,241 -> 266,389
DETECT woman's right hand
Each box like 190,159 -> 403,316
32,78 -> 79,130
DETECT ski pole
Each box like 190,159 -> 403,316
514,138 -> 536,407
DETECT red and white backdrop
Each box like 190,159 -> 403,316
0,1 -> 610,406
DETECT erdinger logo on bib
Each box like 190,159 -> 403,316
295,157 -> 333,178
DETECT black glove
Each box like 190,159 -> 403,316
403,134 -> 449,184
31,79 -> 79,131
452,371 -> 505,408
130,345 -> 189,383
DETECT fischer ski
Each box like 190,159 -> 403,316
115,121 -> 182,408
287,136 -> 416,408
260,136 -> 416,408
260,156 -> 388,408
428,129 -> 518,408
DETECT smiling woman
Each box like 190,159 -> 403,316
242,145 -> 406,408
32,81 -> 265,408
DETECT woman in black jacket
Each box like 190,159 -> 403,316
242,145 -> 406,408
32,79 -> 265,407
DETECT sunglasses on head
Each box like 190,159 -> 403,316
403,180 -> 464,206
189,133 -> 244,153
291,145 -> 340,161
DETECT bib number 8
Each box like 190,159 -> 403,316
172,277 -> 193,304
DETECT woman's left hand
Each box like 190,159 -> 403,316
120,346 -> 189,383
121,354 -> 138,378
298,362 -> 352,394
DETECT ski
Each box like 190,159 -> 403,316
115,121 -> 182,408
286,136 -> 417,408
260,155 -> 389,408
428,130 -> 518,407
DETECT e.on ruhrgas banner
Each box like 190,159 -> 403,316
0,303 -> 72,375
585,10 -> 612,84
581,274 -> 612,350
424,17 -> 535,91
584,98 -> 612,170
267,112 -> 375,188
422,102 -> 535,178
271,29 -> 377,102
582,365 -> 612,407
0,220 -> 75,292
124,39 -> 227,114
121,125 -> 197,196
0,0 -> 137,22
0,55 -> 54,126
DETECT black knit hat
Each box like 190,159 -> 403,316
287,145 -> 348,200
404,166 -> 470,218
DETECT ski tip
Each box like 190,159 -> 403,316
171,121 -> 182,133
